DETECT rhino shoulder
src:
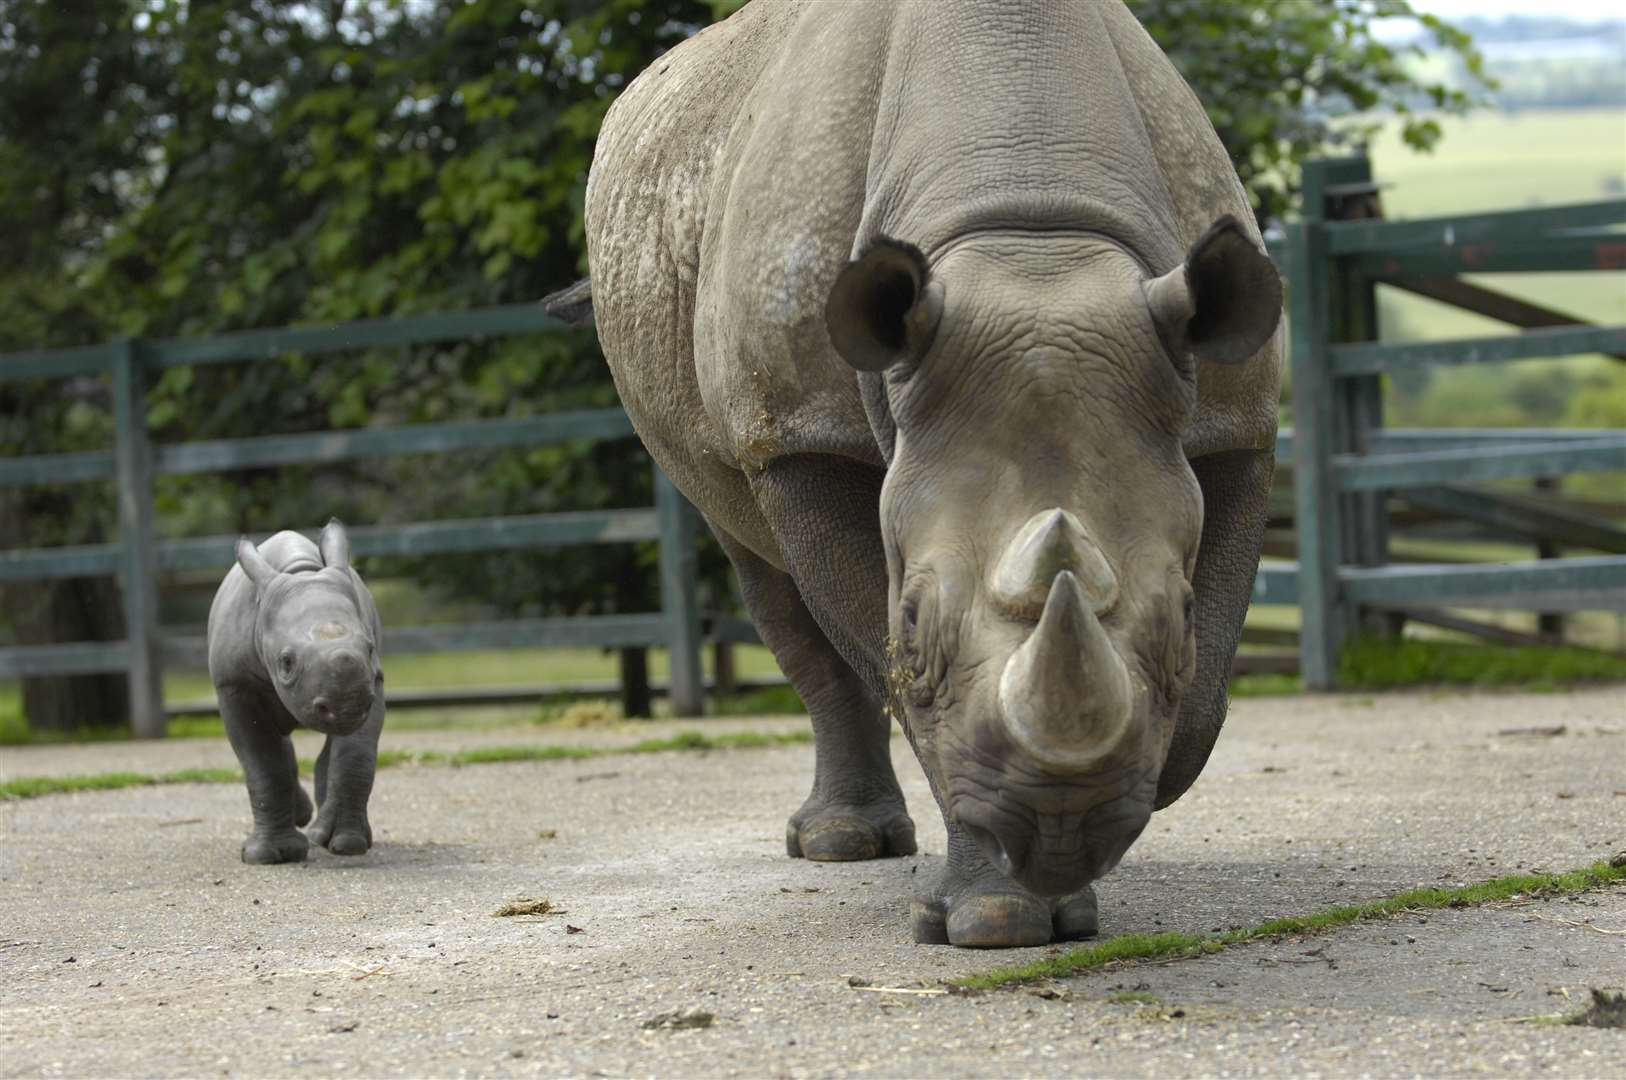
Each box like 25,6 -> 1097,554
1101,5 -> 1283,459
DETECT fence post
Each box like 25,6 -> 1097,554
1534,475 -> 1565,641
1287,217 -> 1344,689
654,467 -> 704,716
1318,154 -> 1396,639
110,339 -> 164,737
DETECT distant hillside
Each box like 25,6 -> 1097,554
1409,15 -> 1626,108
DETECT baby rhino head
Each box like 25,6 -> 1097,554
236,520 -> 378,736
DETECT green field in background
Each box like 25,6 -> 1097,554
1365,108 -> 1626,428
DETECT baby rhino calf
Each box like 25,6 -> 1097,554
209,520 -> 385,864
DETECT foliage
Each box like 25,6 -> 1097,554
0,0 -> 728,642
1126,0 -> 1490,223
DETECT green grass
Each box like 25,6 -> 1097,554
0,727 -> 811,801
1338,636 -> 1626,690
956,860 -> 1626,991
1228,673 -> 1301,697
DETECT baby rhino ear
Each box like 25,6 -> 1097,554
236,537 -> 279,590
319,518 -> 351,570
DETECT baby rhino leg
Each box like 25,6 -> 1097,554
309,698 -> 383,856
220,686 -> 308,865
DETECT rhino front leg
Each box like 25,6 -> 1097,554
712,524 -> 915,862
308,695 -> 383,856
220,685 -> 309,865
912,822 -> 1098,948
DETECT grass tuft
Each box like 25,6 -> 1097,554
955,860 -> 1626,991
0,726 -> 811,801
1338,636 -> 1626,691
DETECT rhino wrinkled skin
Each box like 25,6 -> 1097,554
208,520 -> 386,864
583,0 -> 1283,947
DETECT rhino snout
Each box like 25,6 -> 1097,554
955,791 -> 1151,898
996,569 -> 1133,771
306,649 -> 374,733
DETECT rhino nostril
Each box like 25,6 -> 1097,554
312,698 -> 334,723
962,820 -> 1023,880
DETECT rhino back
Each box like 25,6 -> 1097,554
588,0 -> 1279,531
586,0 -> 808,562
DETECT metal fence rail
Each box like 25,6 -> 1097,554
0,305 -> 710,736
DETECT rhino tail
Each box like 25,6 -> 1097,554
542,277 -> 595,327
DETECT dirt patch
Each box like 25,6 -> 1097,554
492,898 -> 554,917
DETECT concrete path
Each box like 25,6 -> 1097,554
2,688 -> 1622,1077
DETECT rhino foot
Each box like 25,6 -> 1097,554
241,828 -> 310,865
787,796 -> 916,861
912,879 -> 1098,948
309,815 -> 372,856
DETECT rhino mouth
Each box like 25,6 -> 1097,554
304,686 -> 374,735
949,780 -> 1152,897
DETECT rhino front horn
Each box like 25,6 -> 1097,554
991,508 -> 1117,619
997,571 -> 1133,770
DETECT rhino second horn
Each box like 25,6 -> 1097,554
991,508 -> 1118,619
997,570 -> 1133,770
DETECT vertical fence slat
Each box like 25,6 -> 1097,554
1288,220 -> 1344,689
654,468 -> 704,716
111,339 -> 165,737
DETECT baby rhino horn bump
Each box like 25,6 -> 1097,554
998,571 -> 1133,769
991,509 -> 1118,619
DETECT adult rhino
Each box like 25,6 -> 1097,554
578,0 -> 1282,948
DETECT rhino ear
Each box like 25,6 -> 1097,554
1145,215 -> 1282,366
826,238 -> 944,372
319,518 -> 351,570
236,537 -> 279,590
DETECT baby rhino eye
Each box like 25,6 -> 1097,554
278,649 -> 296,674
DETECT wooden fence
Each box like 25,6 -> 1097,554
3,153 -> 1624,732
1267,156 -> 1626,687
0,308 -> 760,736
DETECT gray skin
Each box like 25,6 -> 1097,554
207,520 -> 385,865
579,0 -> 1283,948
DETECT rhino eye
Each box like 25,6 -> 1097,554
278,649 -> 296,676
900,598 -> 919,636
